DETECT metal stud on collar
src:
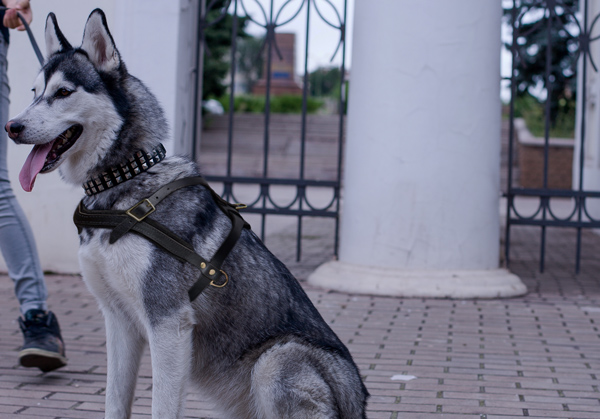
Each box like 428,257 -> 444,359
83,144 -> 166,196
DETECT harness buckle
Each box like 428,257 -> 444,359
126,199 -> 156,222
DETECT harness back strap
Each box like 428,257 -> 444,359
72,176 -> 250,301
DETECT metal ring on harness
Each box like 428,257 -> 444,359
210,270 -> 229,288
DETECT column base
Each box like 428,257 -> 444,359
307,261 -> 527,299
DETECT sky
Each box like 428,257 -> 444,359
226,0 -> 354,75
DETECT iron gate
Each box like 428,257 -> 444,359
191,0 -> 347,261
505,0 -> 600,272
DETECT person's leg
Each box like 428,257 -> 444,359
0,184 -> 48,313
0,35 -> 47,315
0,35 -> 66,372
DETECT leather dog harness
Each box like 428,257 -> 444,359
73,176 -> 250,302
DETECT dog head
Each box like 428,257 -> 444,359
6,9 -> 129,191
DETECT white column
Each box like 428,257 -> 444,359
174,0 -> 202,157
573,1 -> 600,219
308,0 -> 526,298
113,0 -> 181,157
5,1 -> 121,274
2,1 -> 182,274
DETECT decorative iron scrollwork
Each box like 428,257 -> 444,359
505,0 -> 600,272
195,0 -> 348,261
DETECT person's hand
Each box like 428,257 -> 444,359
3,0 -> 32,31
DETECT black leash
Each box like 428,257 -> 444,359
73,176 -> 250,302
0,6 -> 44,65
18,10 -> 43,65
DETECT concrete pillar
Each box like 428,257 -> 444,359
308,0 -> 526,298
574,0 -> 600,219
113,0 -> 180,157
174,0 -> 203,157
2,1 -> 182,274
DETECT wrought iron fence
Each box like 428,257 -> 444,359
192,0 -> 347,261
504,0 -> 600,272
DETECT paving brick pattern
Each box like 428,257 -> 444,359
0,117 -> 596,418
1,219 -> 599,418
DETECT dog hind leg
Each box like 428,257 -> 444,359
103,308 -> 146,419
250,341 -> 344,419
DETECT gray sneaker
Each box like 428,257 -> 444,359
18,309 -> 67,372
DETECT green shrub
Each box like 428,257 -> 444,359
271,95 -> 323,114
513,94 -> 575,139
218,94 -> 323,114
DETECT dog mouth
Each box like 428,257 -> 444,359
19,124 -> 83,192
43,124 -> 83,168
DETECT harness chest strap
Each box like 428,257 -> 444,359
72,176 -> 250,302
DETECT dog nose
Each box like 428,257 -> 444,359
5,120 -> 24,139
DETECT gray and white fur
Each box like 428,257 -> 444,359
6,9 -> 368,419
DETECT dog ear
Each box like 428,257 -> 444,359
45,13 -> 72,58
80,9 -> 121,72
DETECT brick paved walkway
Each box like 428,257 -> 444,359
1,218 -> 599,418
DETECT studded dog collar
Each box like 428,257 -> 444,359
82,144 -> 166,196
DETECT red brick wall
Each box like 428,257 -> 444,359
518,143 -> 573,189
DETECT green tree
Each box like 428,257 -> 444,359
202,0 -> 250,99
308,66 -> 342,97
503,0 -> 579,126
236,36 -> 264,93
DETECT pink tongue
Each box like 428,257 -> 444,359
19,142 -> 54,192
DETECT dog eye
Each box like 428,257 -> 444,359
56,88 -> 73,98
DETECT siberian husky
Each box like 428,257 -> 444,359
5,9 -> 368,419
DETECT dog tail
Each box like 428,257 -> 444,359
304,344 -> 369,418
327,357 -> 369,418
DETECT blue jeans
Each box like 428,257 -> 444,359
0,36 -> 47,315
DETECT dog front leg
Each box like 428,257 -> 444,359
148,319 -> 193,419
103,308 -> 146,419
